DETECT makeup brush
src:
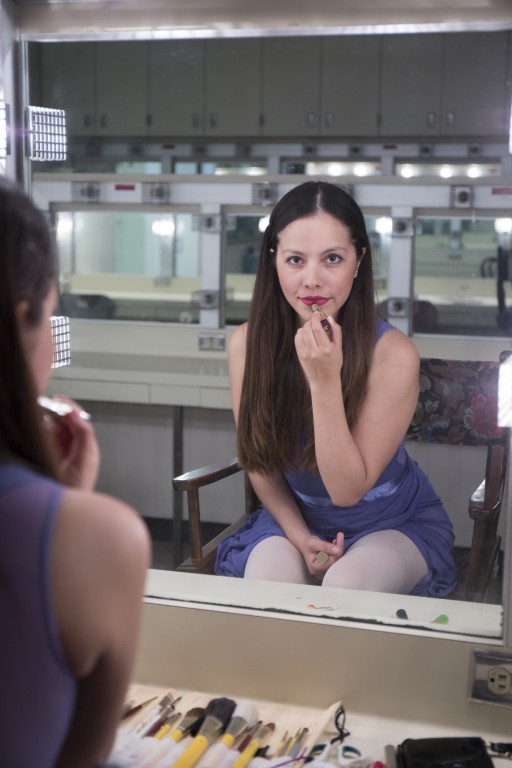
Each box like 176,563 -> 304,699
231,722 -> 276,768
167,707 -> 206,742
171,697 -> 237,768
195,700 -> 259,768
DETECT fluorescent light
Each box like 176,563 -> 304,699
495,218 -> 512,235
152,218 -> 175,237
258,215 -> 270,233
375,216 -> 393,235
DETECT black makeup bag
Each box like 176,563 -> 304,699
395,737 -> 493,768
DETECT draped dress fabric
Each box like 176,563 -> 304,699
0,463 -> 77,768
215,319 -> 458,597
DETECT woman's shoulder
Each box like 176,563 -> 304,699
228,323 -> 248,357
55,488 -> 150,566
374,318 -> 419,369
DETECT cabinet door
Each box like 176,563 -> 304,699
205,39 -> 262,137
261,37 -> 322,137
96,41 -> 148,136
441,31 -> 509,137
321,36 -> 380,137
148,40 -> 205,137
380,34 -> 443,137
40,42 -> 95,136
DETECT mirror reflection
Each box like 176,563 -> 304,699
29,29 -> 512,640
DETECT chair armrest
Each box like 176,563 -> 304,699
173,457 -> 241,492
468,444 -> 506,521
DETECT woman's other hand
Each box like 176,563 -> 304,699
303,531 -> 344,579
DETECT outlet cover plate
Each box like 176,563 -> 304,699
469,649 -> 512,708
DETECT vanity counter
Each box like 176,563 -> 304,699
134,570 -> 512,746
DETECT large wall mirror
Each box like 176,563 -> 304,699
15,1 -> 512,646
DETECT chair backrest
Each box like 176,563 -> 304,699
407,357 -> 508,448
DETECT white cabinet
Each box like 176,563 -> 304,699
261,37 -> 322,137
148,41 -> 205,137
40,42 -> 96,136
321,36 -> 381,137
205,39 -> 262,137
95,42 -> 148,137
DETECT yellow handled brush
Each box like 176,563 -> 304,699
171,697 -> 236,768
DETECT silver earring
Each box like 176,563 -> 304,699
354,269 -> 358,278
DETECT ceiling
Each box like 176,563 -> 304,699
12,0 -> 512,40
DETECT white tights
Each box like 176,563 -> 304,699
244,530 -> 429,594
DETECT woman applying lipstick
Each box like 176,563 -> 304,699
216,181 -> 456,596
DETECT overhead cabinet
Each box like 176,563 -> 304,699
321,36 -> 381,137
205,39 -> 262,137
380,31 -> 510,138
148,41 -> 205,137
95,42 -> 148,136
261,37 -> 322,137
38,42 -> 96,136
33,31 -> 512,142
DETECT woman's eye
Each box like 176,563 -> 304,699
286,255 -> 302,265
325,253 -> 342,264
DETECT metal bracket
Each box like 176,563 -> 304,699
387,297 -> 411,317
192,290 -> 220,309
193,214 -> 223,233
71,181 -> 101,203
142,182 -> 171,204
251,182 -> 278,206
450,185 -> 474,208
392,217 -> 414,237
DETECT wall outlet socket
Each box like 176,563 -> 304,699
469,649 -> 512,708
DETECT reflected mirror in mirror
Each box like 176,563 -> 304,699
55,209 -> 201,322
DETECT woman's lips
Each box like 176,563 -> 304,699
302,297 -> 328,306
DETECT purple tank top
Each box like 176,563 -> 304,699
0,463 -> 77,767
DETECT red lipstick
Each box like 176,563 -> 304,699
311,303 -> 333,341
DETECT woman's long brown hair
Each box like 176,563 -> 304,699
237,181 -> 376,474
0,178 -> 59,479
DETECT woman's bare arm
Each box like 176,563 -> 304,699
51,490 -> 151,768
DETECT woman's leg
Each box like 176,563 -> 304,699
322,529 -> 429,593
244,536 -> 313,583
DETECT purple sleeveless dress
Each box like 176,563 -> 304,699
215,319 -> 457,597
0,463 -> 77,767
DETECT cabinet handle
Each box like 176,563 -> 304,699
209,113 -> 218,129
192,113 -> 202,129
306,112 -> 318,128
324,112 -> 334,128
445,111 -> 455,127
83,114 -> 92,128
426,111 -> 437,128
100,114 -> 107,129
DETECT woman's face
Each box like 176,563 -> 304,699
275,211 -> 361,326
17,284 -> 57,395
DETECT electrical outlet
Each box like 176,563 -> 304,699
469,649 -> 512,708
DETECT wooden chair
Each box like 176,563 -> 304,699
173,356 -> 509,601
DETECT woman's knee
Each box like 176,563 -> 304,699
244,536 -> 309,582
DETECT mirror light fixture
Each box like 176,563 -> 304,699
26,106 -> 67,161
49,316 -> 71,369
